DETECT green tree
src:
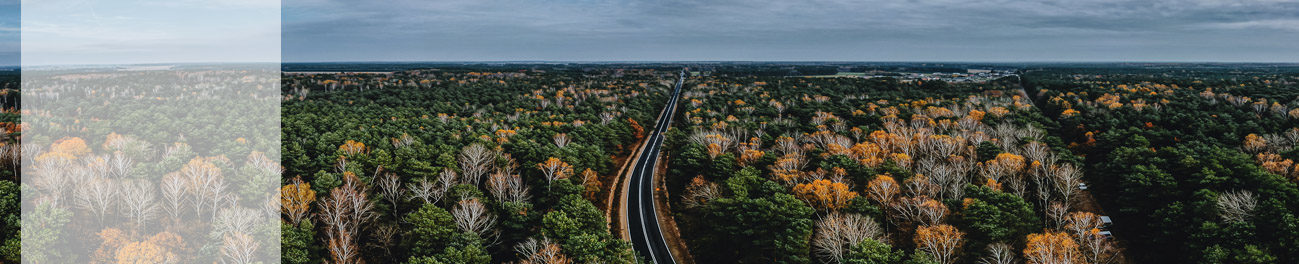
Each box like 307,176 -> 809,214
405,203 -> 457,256
281,220 -> 319,264
843,238 -> 903,264
697,167 -> 815,263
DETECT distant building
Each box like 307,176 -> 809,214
967,69 -> 992,74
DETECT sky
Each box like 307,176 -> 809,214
4,0 -> 1298,65
0,0 -> 16,66
283,0 -> 1299,62
15,0 -> 278,66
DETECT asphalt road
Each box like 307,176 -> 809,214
627,70 -> 684,264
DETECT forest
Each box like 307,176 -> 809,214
279,67 -> 673,263
1028,67 -> 1299,263
0,72 -> 17,262
1,63 -> 1298,264
662,73 -> 1112,264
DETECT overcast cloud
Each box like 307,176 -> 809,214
4,0 -> 1297,65
283,0 -> 1299,62
0,0 -> 16,66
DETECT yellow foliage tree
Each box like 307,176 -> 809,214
793,179 -> 858,211
281,177 -> 316,225
1024,231 -> 1081,264
338,140 -> 366,156
915,224 -> 963,264
51,136 -> 92,157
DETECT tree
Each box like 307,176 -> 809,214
866,174 -> 899,205
376,172 -> 406,215
319,173 -> 375,264
281,177 -> 316,225
453,198 -> 497,239
1216,190 -> 1257,223
682,176 -> 721,208
553,133 -> 571,148
1077,228 -> 1116,264
843,238 -> 903,264
793,179 -> 859,212
979,243 -> 1015,264
116,240 -> 175,264
914,224 -> 963,264
814,212 -> 884,263
1049,164 -> 1083,211
959,185 -> 1039,257
282,220 -> 318,264
513,237 -> 571,264
408,176 -> 443,204
580,168 -> 601,202
487,171 -> 531,204
405,203 -> 457,256
75,178 -> 118,224
917,199 -> 948,226
698,167 -> 814,263
537,157 -> 573,190
1023,232 -> 1080,264
459,144 -> 495,186
0,180 -> 17,263
121,180 -> 160,229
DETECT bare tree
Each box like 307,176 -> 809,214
75,178 -> 117,223
1078,228 -> 1117,264
1030,165 -> 1054,217
515,237 -> 571,264
407,176 -> 442,205
319,174 -> 375,264
453,198 -> 497,240
32,153 -> 74,205
552,133 -> 571,148
183,158 -> 226,217
108,151 -> 134,178
369,224 -> 400,262
1065,211 -> 1101,240
221,232 -> 259,264
1217,190 -> 1257,223
215,207 -> 263,264
979,243 -> 1016,264
120,180 -> 160,229
458,144 -> 495,186
1051,164 -> 1083,211
376,173 -> 405,214
487,172 -> 530,204
681,176 -> 721,209
813,213 -> 883,263
438,168 -> 458,200
160,172 -> 189,221
1046,202 -> 1069,229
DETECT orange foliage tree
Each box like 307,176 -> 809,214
281,177 -> 316,225
1024,232 -> 1081,264
793,179 -> 858,212
915,224 -> 963,264
866,174 -> 899,205
537,157 -> 573,190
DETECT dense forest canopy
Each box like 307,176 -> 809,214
2,63 -> 1299,264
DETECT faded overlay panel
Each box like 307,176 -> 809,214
21,1 -> 280,263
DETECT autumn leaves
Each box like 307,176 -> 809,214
671,75 -> 1119,264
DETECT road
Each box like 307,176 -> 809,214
626,70 -> 684,264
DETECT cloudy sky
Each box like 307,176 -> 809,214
5,0 -> 1298,65
283,0 -> 1299,62
0,0 -> 15,66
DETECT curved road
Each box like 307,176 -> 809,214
626,70 -> 684,264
